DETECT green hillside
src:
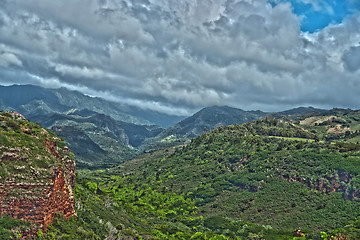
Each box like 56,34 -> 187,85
3,112 -> 360,239
72,118 -> 360,239
0,111 -> 74,183
145,106 -> 266,150
31,111 -> 163,168
276,108 -> 360,144
29,105 -> 267,168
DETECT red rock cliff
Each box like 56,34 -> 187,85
0,113 -> 76,238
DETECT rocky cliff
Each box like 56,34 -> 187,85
0,111 -> 75,238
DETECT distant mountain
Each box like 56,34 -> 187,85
6,84 -> 358,169
0,84 -> 183,127
273,106 -> 327,116
31,111 -> 164,168
148,106 -> 267,144
25,104 -> 269,164
0,84 -> 181,167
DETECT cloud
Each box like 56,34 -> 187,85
343,46 -> 360,72
0,0 -> 360,115
0,52 -> 22,67
301,0 -> 334,14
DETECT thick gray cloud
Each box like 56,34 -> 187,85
343,46 -> 360,72
0,0 -> 360,116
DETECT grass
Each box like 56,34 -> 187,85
269,136 -> 317,142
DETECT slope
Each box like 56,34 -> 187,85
0,111 -> 76,238
31,111 -> 163,168
76,118 -> 360,239
145,106 -> 266,148
273,106 -> 327,116
275,108 -> 360,144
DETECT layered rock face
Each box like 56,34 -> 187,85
0,111 -> 76,238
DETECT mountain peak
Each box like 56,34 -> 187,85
153,106 -> 266,141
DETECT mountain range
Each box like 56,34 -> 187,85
0,84 -> 183,127
0,84 -> 330,168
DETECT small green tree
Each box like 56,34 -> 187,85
36,229 -> 44,239
86,181 -> 98,194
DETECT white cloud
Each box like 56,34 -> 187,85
301,0 -> 334,14
0,52 -> 22,67
0,0 -> 359,114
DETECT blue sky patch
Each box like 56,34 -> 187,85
268,0 -> 360,32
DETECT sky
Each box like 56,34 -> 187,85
0,0 -> 360,116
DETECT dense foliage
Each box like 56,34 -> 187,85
63,118 -> 360,239
0,215 -> 31,239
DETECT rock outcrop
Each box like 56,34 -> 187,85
0,111 -> 76,238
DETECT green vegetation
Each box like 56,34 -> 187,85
32,112 -> 162,169
0,215 -> 31,239
280,108 -> 360,144
37,177 -> 294,240
3,109 -> 360,239
54,118 -> 360,239
0,112 -> 73,184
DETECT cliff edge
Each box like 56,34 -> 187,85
0,111 -> 75,238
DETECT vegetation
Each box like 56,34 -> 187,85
3,109 -> 360,239
32,112 -> 163,169
45,118 -> 359,239
277,108 -> 360,144
0,215 -> 31,239
0,111 -> 73,184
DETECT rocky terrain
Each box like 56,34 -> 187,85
0,111 -> 75,238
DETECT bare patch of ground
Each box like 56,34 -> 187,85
300,116 -> 337,126
327,124 -> 351,134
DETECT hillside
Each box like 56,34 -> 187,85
0,111 -> 76,238
273,106 -> 327,116
4,85 -> 344,170
274,108 -> 360,144
145,106 -> 266,149
31,111 -> 163,168
1,90 -> 270,168
72,118 -> 360,239
0,84 -> 183,168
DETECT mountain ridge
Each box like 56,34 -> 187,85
0,84 -> 183,127
145,105 -> 267,147
2,84 -> 360,170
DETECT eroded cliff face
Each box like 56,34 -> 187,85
0,111 -> 76,238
